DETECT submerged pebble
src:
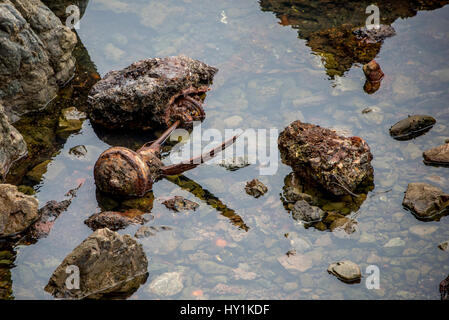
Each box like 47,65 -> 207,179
327,261 -> 361,283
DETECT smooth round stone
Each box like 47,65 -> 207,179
327,261 -> 361,283
147,272 -> 184,297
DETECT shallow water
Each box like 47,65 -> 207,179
4,0 -> 449,299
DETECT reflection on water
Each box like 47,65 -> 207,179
4,0 -> 449,299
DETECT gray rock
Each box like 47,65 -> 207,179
283,187 -> 314,204
353,25 -> 396,43
389,115 -> 436,141
135,226 -> 154,239
291,200 -> 325,222
146,272 -> 183,297
44,228 -> 148,299
327,260 -> 361,283
0,104 -> 27,180
0,184 -> 39,238
0,0 -> 77,120
423,143 -> 449,166
84,210 -> 146,231
402,182 -> 449,220
88,55 -> 217,130
384,237 -> 405,248
245,179 -> 268,198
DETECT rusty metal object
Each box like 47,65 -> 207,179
94,121 -> 239,197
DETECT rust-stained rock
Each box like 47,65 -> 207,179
88,55 -> 218,130
402,182 -> 449,220
245,179 -> 268,198
84,209 -> 147,231
389,115 -> 436,140
423,143 -> 449,166
162,196 -> 199,212
363,60 -> 384,82
0,184 -> 39,238
45,228 -> 148,299
278,120 -> 374,196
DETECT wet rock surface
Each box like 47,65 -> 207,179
389,115 -> 436,140
245,179 -> 268,198
0,105 -> 27,180
277,253 -> 313,273
402,182 -> 449,220
162,196 -> 199,212
279,120 -> 374,196
0,184 -> 39,238
84,210 -> 147,231
423,143 -> 449,166
45,228 -> 148,299
88,55 -> 218,130
291,200 -> 325,223
327,261 -> 361,283
0,0 -> 77,120
440,275 -> 449,300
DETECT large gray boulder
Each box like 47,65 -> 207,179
45,228 -> 148,299
0,0 -> 77,121
0,104 -> 27,180
0,184 -> 39,238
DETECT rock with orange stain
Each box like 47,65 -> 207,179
215,238 -> 227,247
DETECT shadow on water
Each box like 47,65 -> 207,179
260,0 -> 449,78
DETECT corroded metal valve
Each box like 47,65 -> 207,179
94,120 -> 238,197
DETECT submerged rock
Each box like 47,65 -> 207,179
389,115 -> 436,140
146,272 -> 183,297
162,196 -> 199,212
277,253 -> 313,273
0,0 -> 77,120
423,143 -> 449,166
56,107 -> 86,137
438,241 -> 449,252
0,184 -> 39,238
327,260 -> 361,283
45,228 -> 148,299
353,25 -> 396,43
0,105 -> 27,180
84,210 -> 147,231
291,200 -> 325,222
245,179 -> 268,198
88,56 -> 218,130
278,120 -> 374,196
402,182 -> 449,220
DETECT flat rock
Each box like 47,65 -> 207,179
291,200 -> 325,222
402,182 -> 449,220
245,179 -> 268,198
278,120 -> 374,196
277,253 -> 313,273
389,115 -> 436,140
146,272 -> 183,297
409,225 -> 438,237
45,228 -> 148,299
88,55 -> 217,130
0,184 -> 39,238
423,143 -> 449,166
327,260 -> 361,283
384,237 -> 405,247
0,0 -> 77,120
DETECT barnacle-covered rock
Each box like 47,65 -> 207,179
278,121 -> 374,196
88,55 -> 218,130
